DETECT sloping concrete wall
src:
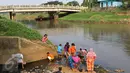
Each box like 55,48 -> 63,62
0,36 -> 20,64
0,36 -> 56,64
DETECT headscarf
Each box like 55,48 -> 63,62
87,48 -> 96,59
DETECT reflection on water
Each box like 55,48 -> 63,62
19,20 -> 130,73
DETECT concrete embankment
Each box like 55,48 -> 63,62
0,36 -> 57,64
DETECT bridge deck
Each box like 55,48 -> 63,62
0,5 -> 88,13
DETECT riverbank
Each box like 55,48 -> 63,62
60,11 -> 130,24
0,16 -> 57,64
0,15 -> 125,71
20,57 -> 108,73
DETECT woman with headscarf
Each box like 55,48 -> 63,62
86,48 -> 96,72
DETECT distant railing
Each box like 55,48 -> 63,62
0,5 -> 88,10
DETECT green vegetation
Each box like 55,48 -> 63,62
42,1 -> 63,5
0,16 -> 42,40
82,0 -> 98,8
0,13 -> 49,20
66,1 -> 79,6
60,12 -> 130,22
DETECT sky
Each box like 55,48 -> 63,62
0,0 -> 83,5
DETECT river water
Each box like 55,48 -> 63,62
20,20 -> 130,73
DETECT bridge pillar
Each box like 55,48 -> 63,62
9,12 -> 16,20
54,12 -> 59,20
48,11 -> 59,20
48,11 -> 59,25
48,12 -> 54,19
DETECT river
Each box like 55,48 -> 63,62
19,20 -> 130,73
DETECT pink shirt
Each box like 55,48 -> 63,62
42,37 -> 48,43
72,56 -> 80,63
82,50 -> 87,55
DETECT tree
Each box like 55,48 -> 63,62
121,0 -> 130,9
41,1 -> 63,5
66,1 -> 79,6
81,0 -> 89,7
81,0 -> 98,8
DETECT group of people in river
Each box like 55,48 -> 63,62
43,34 -> 97,73
4,34 -> 96,73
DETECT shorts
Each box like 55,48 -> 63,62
48,56 -> 54,61
18,63 -> 22,69
69,62 -> 74,68
64,52 -> 68,56
57,51 -> 62,55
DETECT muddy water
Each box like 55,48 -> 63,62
20,20 -> 130,73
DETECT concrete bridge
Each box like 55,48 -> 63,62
0,5 -> 88,20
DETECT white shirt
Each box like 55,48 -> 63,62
12,53 -> 23,63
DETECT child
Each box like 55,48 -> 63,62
53,67 -> 62,73
47,52 -> 54,61
42,34 -> 48,43
57,44 -> 62,58
13,53 -> 26,73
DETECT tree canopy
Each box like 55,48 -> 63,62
81,0 -> 89,7
66,1 -> 79,6
41,1 -> 63,5
82,0 -> 98,8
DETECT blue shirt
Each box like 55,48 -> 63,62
57,46 -> 62,53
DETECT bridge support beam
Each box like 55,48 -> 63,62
9,12 -> 16,20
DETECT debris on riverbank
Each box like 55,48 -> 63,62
21,57 -> 108,73
21,63 -> 108,73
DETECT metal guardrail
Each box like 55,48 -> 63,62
0,5 -> 88,10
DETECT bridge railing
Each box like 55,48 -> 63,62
0,5 -> 88,10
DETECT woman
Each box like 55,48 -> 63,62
72,55 -> 81,69
78,48 -> 84,59
68,43 -> 76,56
64,42 -> 70,57
86,48 -> 96,72
42,34 -> 48,43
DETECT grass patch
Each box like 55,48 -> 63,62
0,16 -> 42,40
0,13 -> 49,20
60,12 -> 130,21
